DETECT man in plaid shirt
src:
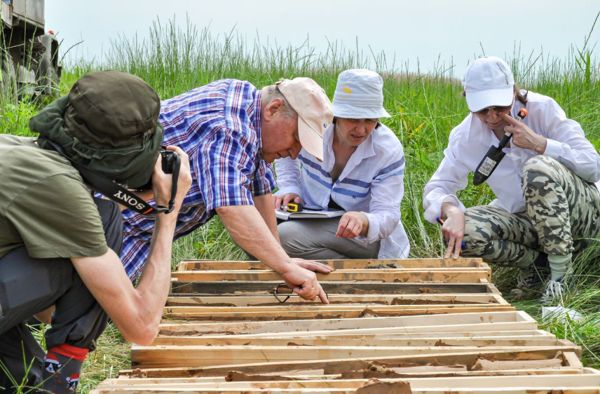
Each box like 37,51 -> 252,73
121,77 -> 333,303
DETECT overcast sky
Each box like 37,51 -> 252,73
45,0 -> 600,76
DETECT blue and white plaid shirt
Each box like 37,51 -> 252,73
120,79 -> 275,280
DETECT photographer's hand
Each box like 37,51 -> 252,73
152,146 -> 191,213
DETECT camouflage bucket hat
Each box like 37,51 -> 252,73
30,70 -> 163,189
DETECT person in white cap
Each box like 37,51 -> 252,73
274,69 -> 410,259
423,56 -> 600,303
121,77 -> 334,304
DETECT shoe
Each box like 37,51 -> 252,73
509,264 -> 546,300
541,278 -> 565,305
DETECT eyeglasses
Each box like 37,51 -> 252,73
474,105 -> 512,116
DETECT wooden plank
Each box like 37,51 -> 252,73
172,268 -> 490,284
162,304 -> 515,321
174,330 -> 553,342
159,311 -> 535,336
131,344 -> 579,369
128,348 -> 570,377
112,367 -> 586,384
93,373 -> 600,391
160,320 -> 539,337
563,351 -> 584,368
119,348 -> 571,378
170,281 -> 496,295
92,385 -> 600,394
151,334 -> 561,347
166,293 -> 506,307
92,388 -> 600,393
177,257 -> 487,271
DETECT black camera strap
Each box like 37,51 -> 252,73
77,165 -> 158,214
41,139 -> 176,215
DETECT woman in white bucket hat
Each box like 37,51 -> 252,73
423,56 -> 600,304
274,69 -> 409,259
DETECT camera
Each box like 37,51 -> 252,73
135,150 -> 180,191
160,150 -> 179,174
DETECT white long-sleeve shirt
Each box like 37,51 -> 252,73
423,91 -> 600,224
275,124 -> 410,258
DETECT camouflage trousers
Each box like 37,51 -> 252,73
463,156 -> 600,268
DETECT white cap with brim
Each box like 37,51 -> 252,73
332,69 -> 390,119
462,56 -> 515,112
277,78 -> 333,161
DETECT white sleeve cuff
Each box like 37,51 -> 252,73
543,138 -> 563,159
423,194 -> 465,224
274,185 -> 302,197
364,212 -> 381,243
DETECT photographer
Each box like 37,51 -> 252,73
0,71 -> 191,393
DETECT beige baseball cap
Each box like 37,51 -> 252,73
276,77 -> 333,161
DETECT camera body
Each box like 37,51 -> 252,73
160,150 -> 178,174
136,150 -> 180,191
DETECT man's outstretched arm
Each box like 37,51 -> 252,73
216,204 -> 330,303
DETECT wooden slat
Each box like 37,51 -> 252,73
167,330 -> 554,343
160,321 -> 539,337
123,349 -> 577,378
177,257 -> 487,271
166,292 -> 509,307
171,281 -> 498,295
159,311 -> 535,336
563,351 -> 585,368
172,268 -> 490,284
162,304 -> 515,320
93,373 -> 600,392
131,344 -> 579,369
151,333 -> 561,347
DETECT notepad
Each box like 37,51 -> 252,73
275,208 -> 345,221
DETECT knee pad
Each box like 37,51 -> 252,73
0,248 -> 72,324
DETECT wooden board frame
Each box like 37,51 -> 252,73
177,257 -> 488,271
92,258 -> 598,393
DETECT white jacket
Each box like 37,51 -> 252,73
423,91 -> 600,224
275,124 -> 410,258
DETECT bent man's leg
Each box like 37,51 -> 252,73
462,205 -> 540,269
0,198 -> 123,393
279,218 -> 380,260
0,249 -> 74,392
42,198 -> 123,393
0,323 -> 46,392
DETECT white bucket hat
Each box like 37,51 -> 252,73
462,56 -> 515,112
332,69 -> 390,119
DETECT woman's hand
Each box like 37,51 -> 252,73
501,113 -> 547,154
274,193 -> 302,210
441,203 -> 465,259
336,211 -> 369,238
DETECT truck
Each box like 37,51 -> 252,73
1,0 -> 60,99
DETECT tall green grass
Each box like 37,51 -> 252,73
3,15 -> 599,392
